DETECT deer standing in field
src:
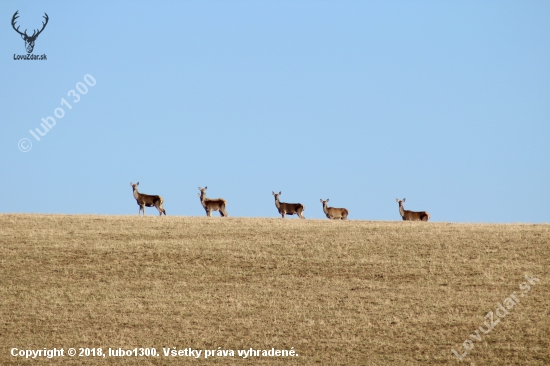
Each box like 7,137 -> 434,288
130,182 -> 166,216
396,198 -> 430,221
320,199 -> 348,220
272,191 -> 305,219
198,186 -> 228,217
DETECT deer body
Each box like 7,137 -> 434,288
272,191 -> 305,219
130,182 -> 166,216
198,187 -> 228,217
320,199 -> 348,220
396,198 -> 429,221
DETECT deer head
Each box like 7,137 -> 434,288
12,11 -> 49,54
198,186 -> 208,198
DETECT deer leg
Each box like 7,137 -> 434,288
156,203 -> 166,216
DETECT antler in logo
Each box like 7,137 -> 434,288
12,11 -> 49,54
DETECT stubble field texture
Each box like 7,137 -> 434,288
1,214 -> 548,365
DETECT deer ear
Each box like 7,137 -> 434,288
403,198 -> 406,202
130,182 -> 133,186
320,199 -> 323,202
136,182 -> 139,186
205,186 -> 207,190
279,191 -> 281,195
327,199 -> 329,202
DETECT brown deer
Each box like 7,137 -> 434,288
198,187 -> 228,217
320,199 -> 348,220
396,198 -> 429,221
272,191 -> 305,219
130,182 -> 166,216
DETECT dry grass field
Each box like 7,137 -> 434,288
1,214 -> 548,365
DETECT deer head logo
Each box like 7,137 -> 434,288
12,11 -> 49,54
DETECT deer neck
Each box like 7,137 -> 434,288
399,205 -> 405,218
200,192 -> 207,206
322,204 -> 329,215
274,197 -> 280,209
133,189 -> 140,200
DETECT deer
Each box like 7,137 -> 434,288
320,199 -> 348,220
396,198 -> 430,221
198,187 -> 228,217
130,182 -> 166,216
272,191 -> 305,219
12,11 -> 49,54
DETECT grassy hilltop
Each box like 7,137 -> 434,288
1,214 -> 548,365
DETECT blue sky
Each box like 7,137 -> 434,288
1,1 -> 548,222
